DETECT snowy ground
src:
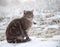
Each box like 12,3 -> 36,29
0,0 -> 60,38
0,0 -> 60,47
0,36 -> 60,47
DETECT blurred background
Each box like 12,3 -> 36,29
0,0 -> 60,41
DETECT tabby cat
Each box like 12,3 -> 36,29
6,10 -> 34,43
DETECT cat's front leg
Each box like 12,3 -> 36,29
24,31 -> 31,41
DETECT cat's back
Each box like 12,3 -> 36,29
6,18 -> 21,31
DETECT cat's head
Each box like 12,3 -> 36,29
23,10 -> 34,19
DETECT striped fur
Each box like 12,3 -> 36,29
6,10 -> 33,43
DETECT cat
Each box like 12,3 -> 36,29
6,10 -> 34,43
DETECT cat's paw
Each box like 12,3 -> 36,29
26,37 -> 31,42
7,40 -> 15,43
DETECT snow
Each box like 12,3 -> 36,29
47,15 -> 60,20
0,37 -> 60,47
19,0 -> 35,3
0,0 -> 60,43
43,25 -> 59,31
